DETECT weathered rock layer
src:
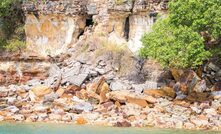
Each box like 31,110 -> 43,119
23,0 -> 169,56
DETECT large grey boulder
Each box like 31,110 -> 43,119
110,81 -> 131,91
62,73 -> 88,87
72,97 -> 93,113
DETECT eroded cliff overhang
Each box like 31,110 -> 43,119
22,0 -> 169,56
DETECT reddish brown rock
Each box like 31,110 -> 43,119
173,100 -> 190,108
144,87 -> 176,98
107,91 -> 128,103
115,120 -> 131,127
115,101 -> 121,108
86,77 -> 105,94
179,70 -> 200,94
107,90 -> 157,105
65,85 -> 81,94
99,82 -> 109,103
127,115 -> 136,122
170,68 -> 184,81
163,87 -> 176,98
61,93 -> 74,99
76,117 -> 87,125
102,101 -> 114,109
185,92 -> 212,103
75,90 -> 84,99
126,96 -> 148,108
217,106 -> 221,114
211,82 -> 221,91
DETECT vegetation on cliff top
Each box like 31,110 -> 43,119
0,0 -> 25,52
140,0 -> 221,69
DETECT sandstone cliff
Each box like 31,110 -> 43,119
22,0 -> 169,56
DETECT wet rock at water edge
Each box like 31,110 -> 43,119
115,120 -> 132,127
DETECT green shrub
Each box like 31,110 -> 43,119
0,0 -> 25,52
4,39 -> 26,52
140,19 -> 210,69
140,0 -> 220,69
169,0 -> 221,41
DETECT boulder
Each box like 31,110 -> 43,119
173,100 -> 190,108
73,102 -> 93,113
43,92 -> 58,103
76,89 -> 100,102
33,104 -> 49,113
215,70 -> 221,77
76,117 -> 87,125
85,77 -> 110,103
110,81 -> 131,91
204,108 -> 217,116
107,90 -> 130,103
65,85 -> 81,94
49,114 -> 62,121
115,120 -> 132,127
107,90 -> 156,104
211,82 -> 221,91
193,80 -> 207,92
144,87 -> 176,98
86,77 -> 105,93
133,81 -> 158,93
55,88 -> 65,97
26,79 -> 43,87
68,74 -> 88,87
72,97 -> 93,113
190,115 -> 209,128
208,62 -> 220,72
99,82 -> 110,103
179,70 -> 201,94
37,113 -> 48,121
0,87 -> 8,97
185,92 -> 212,103
5,106 -> 19,113
31,85 -> 52,97
170,68 -> 184,81
126,96 -> 148,108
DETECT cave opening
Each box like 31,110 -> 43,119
86,16 -> 94,27
149,10 -> 158,23
77,16 -> 94,39
124,17 -> 130,41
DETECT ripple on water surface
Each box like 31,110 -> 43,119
0,122 -> 220,134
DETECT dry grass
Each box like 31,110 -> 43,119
73,34 -> 136,77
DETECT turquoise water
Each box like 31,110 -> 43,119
0,122 -> 220,134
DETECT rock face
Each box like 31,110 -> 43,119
25,14 -> 86,56
0,55 -> 50,85
22,0 -> 169,56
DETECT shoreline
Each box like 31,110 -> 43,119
0,121 -> 220,132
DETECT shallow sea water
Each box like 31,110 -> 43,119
0,122 -> 220,134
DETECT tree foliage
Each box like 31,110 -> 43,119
0,0 -> 13,17
169,0 -> 221,47
140,19 -> 210,69
0,0 -> 25,52
140,0 -> 221,69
